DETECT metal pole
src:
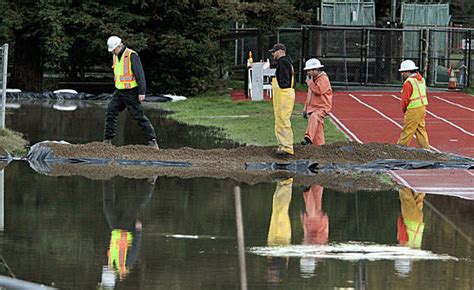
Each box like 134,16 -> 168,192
391,0 -> 397,23
1,44 -> 8,130
234,186 -> 247,290
0,170 -> 3,231
235,22 -> 239,65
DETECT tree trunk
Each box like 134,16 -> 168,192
10,31 -> 43,91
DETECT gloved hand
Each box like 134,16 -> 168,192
303,111 -> 308,119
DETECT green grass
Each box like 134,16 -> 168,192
0,128 -> 29,156
466,87 -> 474,95
160,89 -> 347,146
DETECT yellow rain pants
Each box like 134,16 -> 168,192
272,78 -> 295,154
397,106 -> 429,149
267,178 -> 293,246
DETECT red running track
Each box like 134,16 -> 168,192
330,91 -> 474,158
231,89 -> 474,157
390,169 -> 474,200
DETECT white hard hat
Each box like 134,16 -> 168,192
399,60 -> 418,72
304,58 -> 324,70
107,36 -> 122,52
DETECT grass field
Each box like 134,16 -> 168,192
159,82 -> 347,146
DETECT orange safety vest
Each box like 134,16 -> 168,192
112,48 -> 139,90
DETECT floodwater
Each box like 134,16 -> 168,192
0,101 -> 473,289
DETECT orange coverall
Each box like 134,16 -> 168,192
304,72 -> 333,146
301,185 -> 328,245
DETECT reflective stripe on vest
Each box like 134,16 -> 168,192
113,48 -> 138,90
405,77 -> 428,109
108,229 -> 133,277
404,220 -> 424,248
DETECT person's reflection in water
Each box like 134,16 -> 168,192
299,184 -> 329,278
395,187 -> 425,278
266,178 -> 293,285
99,176 -> 157,289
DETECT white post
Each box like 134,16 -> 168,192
250,62 -> 264,101
1,43 -> 8,130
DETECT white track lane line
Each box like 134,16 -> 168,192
389,171 -> 412,188
432,95 -> 474,112
328,112 -> 363,143
391,95 -> 474,137
467,170 -> 474,176
349,94 -> 441,152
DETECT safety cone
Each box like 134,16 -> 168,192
447,66 -> 457,90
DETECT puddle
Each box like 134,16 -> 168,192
0,101 -> 472,289
6,100 -> 239,149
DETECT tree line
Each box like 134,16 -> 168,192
0,0 -> 471,96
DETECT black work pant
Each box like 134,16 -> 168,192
103,89 -> 157,142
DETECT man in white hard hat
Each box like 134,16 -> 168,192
269,43 -> 295,156
103,36 -> 159,149
301,58 -> 333,146
397,60 -> 429,149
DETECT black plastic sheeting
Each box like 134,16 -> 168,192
26,141 -> 192,175
6,91 -> 173,102
246,158 -> 474,174
0,150 -> 12,163
245,160 -> 317,175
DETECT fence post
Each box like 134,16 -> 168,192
421,28 -> 429,81
1,43 -> 8,130
301,26 -> 308,84
467,30 -> 472,88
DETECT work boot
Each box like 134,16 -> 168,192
275,149 -> 292,156
301,137 -> 312,145
103,139 -> 112,144
147,139 -> 159,149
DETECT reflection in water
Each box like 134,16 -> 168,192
0,169 -> 3,231
395,187 -> 426,278
99,177 -> 157,289
300,184 -> 329,278
266,181 -> 331,281
1,160 -> 472,289
266,178 -> 293,284
7,100 -> 239,149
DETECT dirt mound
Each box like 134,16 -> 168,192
48,141 -> 453,165
26,141 -> 462,192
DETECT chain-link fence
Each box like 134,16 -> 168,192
220,26 -> 473,88
429,28 -> 472,87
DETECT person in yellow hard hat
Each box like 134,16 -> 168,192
103,36 -> 159,149
397,60 -> 429,149
269,43 -> 295,156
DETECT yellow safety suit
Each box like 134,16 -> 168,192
267,178 -> 293,246
397,73 -> 429,149
398,187 -> 425,248
272,74 -> 295,155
